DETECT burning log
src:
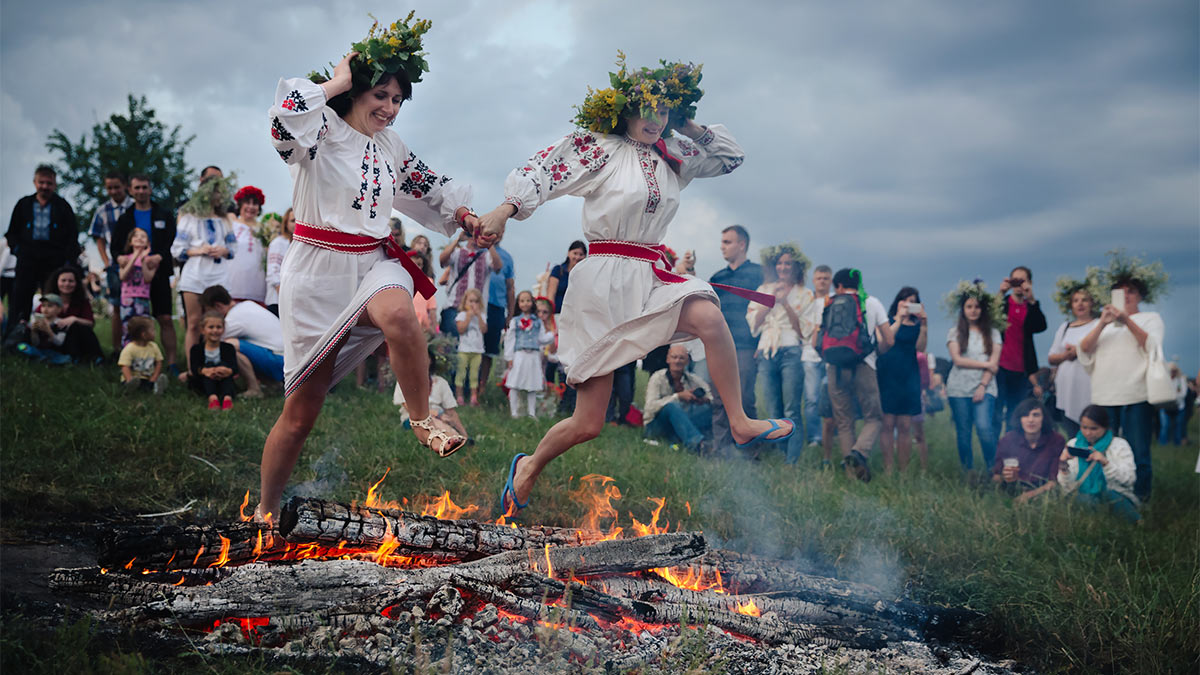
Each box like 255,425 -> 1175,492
97,521 -> 280,570
278,497 -> 612,559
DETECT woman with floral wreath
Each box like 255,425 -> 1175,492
226,185 -> 268,304
172,172 -> 238,372
1047,276 -> 1102,438
943,280 -> 1004,474
256,14 -> 479,522
473,54 -> 793,513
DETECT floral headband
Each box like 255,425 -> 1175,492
942,279 -> 1008,331
234,185 -> 265,205
309,12 -> 432,89
1052,272 -> 1106,317
1097,248 -> 1168,304
180,172 -> 237,217
574,51 -> 703,135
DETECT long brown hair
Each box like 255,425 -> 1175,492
956,295 -> 994,356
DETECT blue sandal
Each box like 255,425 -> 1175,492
500,453 -> 530,514
735,418 -> 795,448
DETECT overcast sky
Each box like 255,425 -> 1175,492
3,0 -> 1197,373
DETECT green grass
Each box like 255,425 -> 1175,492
2,351 -> 1197,674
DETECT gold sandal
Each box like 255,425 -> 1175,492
411,415 -> 467,458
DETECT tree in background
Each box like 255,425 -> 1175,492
46,95 -> 194,227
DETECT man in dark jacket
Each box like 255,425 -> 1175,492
110,175 -> 179,371
5,165 -> 80,324
994,266 -> 1047,434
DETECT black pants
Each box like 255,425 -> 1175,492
994,367 -> 1031,434
11,254 -> 69,323
606,361 -> 636,424
47,323 -> 104,363
198,375 -> 237,399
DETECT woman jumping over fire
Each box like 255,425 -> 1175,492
473,53 -> 794,514
256,14 -> 479,522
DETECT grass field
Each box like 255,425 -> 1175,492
1,344 -> 1197,673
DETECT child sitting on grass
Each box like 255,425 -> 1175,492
119,316 -> 166,393
190,311 -> 238,410
504,290 -> 555,418
1057,404 -> 1141,523
454,288 -> 487,407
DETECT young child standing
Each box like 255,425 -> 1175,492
504,291 -> 555,418
119,315 -> 166,393
454,288 -> 487,406
190,311 -> 238,410
117,228 -> 162,346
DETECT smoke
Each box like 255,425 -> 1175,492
838,492 -> 904,598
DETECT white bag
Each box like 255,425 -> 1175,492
1145,341 -> 1175,406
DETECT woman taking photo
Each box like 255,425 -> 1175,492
944,281 -> 1002,474
474,55 -> 792,513
1047,279 -> 1101,437
747,243 -> 814,464
255,15 -> 479,521
877,286 -> 927,473
1057,405 -> 1140,522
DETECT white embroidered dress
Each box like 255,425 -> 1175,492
503,126 -> 744,384
268,78 -> 472,396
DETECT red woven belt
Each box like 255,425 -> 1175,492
587,240 -> 775,307
293,221 -> 436,300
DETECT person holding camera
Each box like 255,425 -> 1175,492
643,344 -> 714,454
994,266 -> 1047,435
1057,405 -> 1140,522
992,398 -> 1064,503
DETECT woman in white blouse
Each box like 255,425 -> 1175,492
1047,285 -> 1100,438
257,49 -> 479,522
747,245 -> 815,464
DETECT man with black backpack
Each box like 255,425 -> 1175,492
817,268 -> 894,481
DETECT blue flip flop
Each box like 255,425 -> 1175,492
500,453 -> 530,514
735,418 -> 795,448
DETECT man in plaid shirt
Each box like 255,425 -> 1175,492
89,171 -> 133,351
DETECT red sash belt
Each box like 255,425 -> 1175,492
293,221 -> 436,300
587,240 -> 775,308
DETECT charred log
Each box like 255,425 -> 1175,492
96,522 -> 280,570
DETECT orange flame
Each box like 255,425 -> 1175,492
364,468 -> 391,508
631,497 -> 668,537
421,490 -> 479,520
172,575 -> 186,586
736,598 -> 761,616
252,529 -> 264,558
124,557 -> 136,570
570,475 -> 624,540
209,536 -> 231,568
544,544 -> 554,579
238,490 -> 252,521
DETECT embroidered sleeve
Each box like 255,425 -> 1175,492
668,124 -> 745,186
266,240 -> 286,288
268,78 -> 330,166
503,131 -> 615,221
222,226 -> 237,259
171,214 -> 195,263
387,136 -> 473,237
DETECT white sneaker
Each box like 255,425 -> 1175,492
153,376 -> 168,395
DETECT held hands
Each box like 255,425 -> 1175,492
1063,344 -> 1078,361
473,204 -> 512,248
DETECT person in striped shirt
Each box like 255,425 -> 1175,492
90,171 -> 133,351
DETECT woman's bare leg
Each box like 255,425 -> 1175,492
913,418 -> 929,470
675,297 -> 791,444
880,413 -> 896,474
895,415 -> 913,471
257,340 -> 342,520
181,291 -> 203,373
511,373 -> 613,505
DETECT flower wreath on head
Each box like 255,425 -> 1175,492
1052,269 -> 1106,318
308,11 -> 432,89
942,279 -> 1008,332
180,172 -> 238,217
574,51 -> 704,135
234,185 -> 265,205
1097,248 -> 1169,304
759,243 -> 812,282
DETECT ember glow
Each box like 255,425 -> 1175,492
736,598 -> 762,617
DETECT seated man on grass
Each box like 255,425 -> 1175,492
200,285 -> 284,397
643,344 -> 713,454
992,398 -> 1064,503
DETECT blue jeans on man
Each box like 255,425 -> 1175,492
948,394 -> 997,472
237,339 -> 284,382
758,346 -> 805,462
803,360 -> 824,445
1104,401 -> 1153,501
645,400 -> 713,452
711,348 -> 757,454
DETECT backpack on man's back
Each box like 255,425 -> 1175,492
816,293 -> 875,369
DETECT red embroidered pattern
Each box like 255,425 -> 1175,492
637,148 -> 661,214
281,90 -> 308,112
271,117 -> 293,142
676,139 -> 700,158
571,133 -> 610,170
696,127 -> 716,146
398,152 -> 439,200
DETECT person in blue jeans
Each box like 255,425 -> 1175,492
802,265 -> 833,446
747,243 -> 815,463
643,344 -> 713,454
944,282 -> 1003,473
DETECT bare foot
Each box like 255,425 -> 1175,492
511,454 -> 537,506
731,418 -> 794,445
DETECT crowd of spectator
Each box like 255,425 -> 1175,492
2,162 -> 1194,524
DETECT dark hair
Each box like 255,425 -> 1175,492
326,69 -> 414,119
956,292 -> 994,357
1010,397 -> 1047,433
813,264 -> 832,276
722,225 -> 749,248
104,171 -> 127,184
129,174 -> 151,185
34,164 -> 56,179
1011,266 -> 1032,282
1110,276 -> 1149,298
412,250 -> 433,278
888,286 -> 921,319
562,240 -> 587,267
832,268 -> 858,290
43,266 -> 87,308
200,165 -> 222,178
763,248 -> 806,284
200,285 -> 233,310
126,315 -> 156,342
1079,405 -> 1110,429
